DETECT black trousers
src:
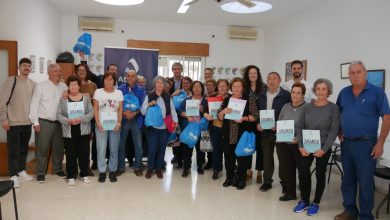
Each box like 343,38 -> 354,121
182,141 -> 205,171
276,142 -> 301,197
223,142 -> 251,182
64,131 -> 90,179
7,125 -> 31,177
298,150 -> 331,204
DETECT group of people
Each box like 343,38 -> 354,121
0,56 -> 389,220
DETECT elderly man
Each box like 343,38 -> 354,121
118,70 -> 146,176
335,61 -> 390,220
29,64 -> 68,183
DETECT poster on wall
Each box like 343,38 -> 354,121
210,66 -> 245,81
367,69 -> 385,89
104,47 -> 159,92
285,60 -> 307,82
39,57 -> 45,74
29,55 -> 36,73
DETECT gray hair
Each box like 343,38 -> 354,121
348,61 -> 366,71
127,69 -> 137,75
312,78 -> 333,96
137,75 -> 146,82
152,75 -> 166,87
171,62 -> 183,71
47,63 -> 60,73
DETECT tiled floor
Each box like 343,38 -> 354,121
0,151 -> 389,220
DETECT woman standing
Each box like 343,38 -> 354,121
204,79 -> 230,179
93,72 -> 123,183
57,75 -> 94,186
242,65 -> 266,183
276,83 -> 307,201
141,76 -> 178,179
179,81 -> 207,177
218,77 -> 259,190
294,78 -> 340,216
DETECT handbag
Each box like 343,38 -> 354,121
200,130 -> 213,152
163,114 -> 175,133
235,131 -> 256,156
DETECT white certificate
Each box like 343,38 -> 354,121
276,120 -> 294,142
67,101 -> 84,119
224,98 -> 247,121
100,111 -> 118,131
186,99 -> 200,117
302,129 -> 321,153
260,110 -> 275,129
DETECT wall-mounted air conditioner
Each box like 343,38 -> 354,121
78,17 -> 114,32
228,26 -> 257,40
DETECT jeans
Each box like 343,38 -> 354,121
145,127 -> 168,170
7,125 -> 31,177
341,138 -> 376,220
209,126 -> 223,172
95,126 -> 121,173
118,119 -> 143,170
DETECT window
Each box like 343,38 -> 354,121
158,56 -> 205,81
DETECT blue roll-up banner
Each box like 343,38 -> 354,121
104,47 -> 159,92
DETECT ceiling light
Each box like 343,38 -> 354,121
221,1 -> 272,14
177,0 -> 193,14
94,0 -> 144,6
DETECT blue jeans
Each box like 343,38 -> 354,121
341,138 -> 376,220
118,119 -> 143,170
95,126 -> 121,173
145,127 -> 168,170
209,126 -> 223,172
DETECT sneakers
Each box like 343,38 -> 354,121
11,175 -> 20,188
68,178 -> 76,186
80,176 -> 90,184
37,175 -> 45,183
109,172 -> 117,182
55,171 -> 67,179
307,203 -> 320,216
98,173 -> 106,183
293,200 -> 310,213
18,170 -> 33,181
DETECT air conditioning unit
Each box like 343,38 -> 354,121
228,26 -> 257,40
79,17 -> 114,32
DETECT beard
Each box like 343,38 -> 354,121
293,72 -> 302,79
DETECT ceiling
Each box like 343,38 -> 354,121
47,0 -> 328,27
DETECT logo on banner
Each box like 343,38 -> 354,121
119,58 -> 140,84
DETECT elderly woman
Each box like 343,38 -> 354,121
93,72 -> 123,183
276,83 -> 307,201
137,75 -> 146,88
218,77 -> 259,190
294,78 -> 340,216
57,75 -> 94,186
141,76 -> 178,179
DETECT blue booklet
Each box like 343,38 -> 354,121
67,101 -> 84,119
276,120 -> 294,142
100,111 -> 118,131
260,110 -> 275,129
186,99 -> 200,117
302,129 -> 321,153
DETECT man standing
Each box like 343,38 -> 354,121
256,72 -> 291,192
335,61 -> 390,220
281,60 -> 315,103
118,70 -> 146,176
0,58 -> 36,187
29,64 -> 68,183
169,62 -> 183,94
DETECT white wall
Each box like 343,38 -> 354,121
61,15 -> 264,77
0,0 -> 17,41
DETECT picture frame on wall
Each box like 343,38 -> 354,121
340,62 -> 351,79
367,69 -> 385,89
39,57 -> 45,73
285,60 -> 307,82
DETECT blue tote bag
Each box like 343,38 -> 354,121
123,94 -> 140,112
172,91 -> 187,110
73,33 -> 92,55
179,122 -> 201,148
144,105 -> 164,127
235,131 -> 256,156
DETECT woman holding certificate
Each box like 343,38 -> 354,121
204,79 -> 230,180
276,83 -> 307,201
57,75 -> 94,186
218,77 -> 258,190
179,81 -> 207,178
294,78 -> 340,216
93,72 -> 124,183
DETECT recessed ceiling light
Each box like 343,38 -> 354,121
221,1 -> 272,14
94,0 -> 144,6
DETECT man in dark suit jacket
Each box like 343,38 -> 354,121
169,62 -> 183,94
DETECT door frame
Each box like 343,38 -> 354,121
0,40 -> 18,76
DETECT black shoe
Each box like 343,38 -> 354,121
171,157 -> 178,164
182,169 -> 190,178
212,171 -> 220,180
203,163 -> 212,170
55,171 -> 67,179
259,183 -> 272,192
37,175 -> 45,183
236,180 -> 246,190
176,162 -> 183,169
163,161 -> 167,166
91,162 -> 97,170
197,168 -> 204,175
98,173 -> 106,183
109,172 -> 117,182
279,195 -> 297,201
128,161 -> 134,168
232,173 -> 239,187
223,178 -> 233,187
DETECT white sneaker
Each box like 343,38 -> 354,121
80,176 -> 90,184
18,170 -> 33,181
11,176 -> 20,188
68,178 -> 76,186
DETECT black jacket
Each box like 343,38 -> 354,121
256,87 -> 291,124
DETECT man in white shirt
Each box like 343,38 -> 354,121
29,64 -> 68,183
281,60 -> 315,103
